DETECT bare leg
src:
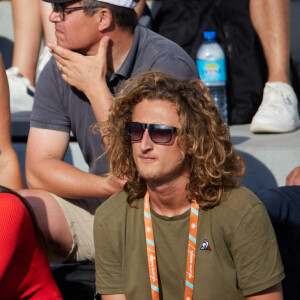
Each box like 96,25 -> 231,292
250,0 -> 290,84
11,0 -> 42,86
40,1 -> 56,45
249,0 -> 299,133
0,54 -> 24,190
134,0 -> 146,20
18,189 -> 73,260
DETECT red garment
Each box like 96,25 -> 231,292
0,193 -> 62,299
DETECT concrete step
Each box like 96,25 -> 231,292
230,124 -> 300,192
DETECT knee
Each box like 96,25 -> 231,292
17,189 -> 74,258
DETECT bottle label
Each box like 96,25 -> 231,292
196,59 -> 226,83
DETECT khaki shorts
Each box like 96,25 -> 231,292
50,193 -> 104,263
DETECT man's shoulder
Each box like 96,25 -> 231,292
138,25 -> 174,44
95,189 -> 132,222
37,56 -> 60,83
138,25 -> 190,57
94,190 -> 143,233
217,185 -> 264,219
35,56 -> 66,98
209,186 -> 270,242
135,25 -> 199,79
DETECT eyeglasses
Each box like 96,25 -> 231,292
125,122 -> 177,144
51,3 -> 97,21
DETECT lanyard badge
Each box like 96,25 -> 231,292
144,191 -> 200,300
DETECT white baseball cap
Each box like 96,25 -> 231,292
96,0 -> 138,8
45,0 -> 139,9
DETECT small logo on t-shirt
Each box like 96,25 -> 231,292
200,239 -> 211,250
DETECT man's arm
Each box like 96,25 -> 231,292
101,295 -> 126,300
26,127 -> 124,199
246,283 -> 283,300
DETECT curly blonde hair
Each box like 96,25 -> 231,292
101,71 -> 245,209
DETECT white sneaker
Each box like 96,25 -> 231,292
6,67 -> 35,113
250,82 -> 300,133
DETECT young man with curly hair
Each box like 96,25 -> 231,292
94,71 -> 284,300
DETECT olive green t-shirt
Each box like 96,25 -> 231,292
94,186 -> 284,299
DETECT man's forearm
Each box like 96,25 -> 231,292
26,157 -> 123,199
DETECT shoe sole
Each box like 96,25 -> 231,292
250,122 -> 300,133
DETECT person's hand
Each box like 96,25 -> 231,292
47,36 -> 110,96
286,166 -> 300,186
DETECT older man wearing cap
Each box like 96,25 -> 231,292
19,0 -> 199,263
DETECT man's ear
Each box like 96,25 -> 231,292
97,8 -> 113,31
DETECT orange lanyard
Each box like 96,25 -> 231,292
144,191 -> 199,300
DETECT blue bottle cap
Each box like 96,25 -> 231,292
203,31 -> 216,40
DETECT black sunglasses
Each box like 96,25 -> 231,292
125,122 -> 177,144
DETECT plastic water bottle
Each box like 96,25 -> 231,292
196,31 -> 228,123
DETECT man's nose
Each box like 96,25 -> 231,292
49,10 -> 61,23
140,129 -> 153,151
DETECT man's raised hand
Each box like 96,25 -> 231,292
47,36 -> 111,96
